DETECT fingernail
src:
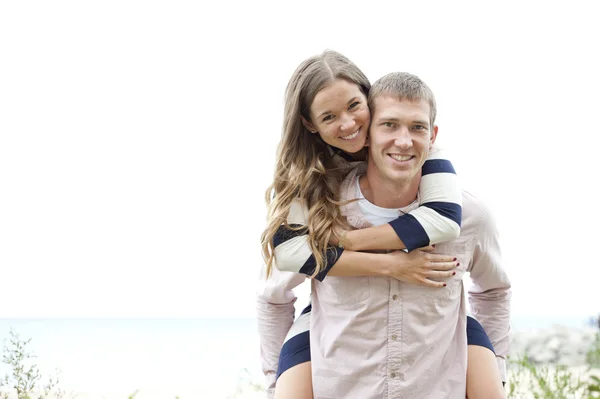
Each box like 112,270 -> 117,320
443,283 -> 447,287
432,244 -> 436,248
457,263 -> 460,266
453,257 -> 457,261
452,271 -> 456,275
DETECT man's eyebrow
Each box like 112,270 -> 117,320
376,115 -> 401,122
375,116 -> 429,126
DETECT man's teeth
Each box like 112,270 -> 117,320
390,154 -> 412,162
340,129 -> 360,140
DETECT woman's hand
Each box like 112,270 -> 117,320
383,246 -> 458,288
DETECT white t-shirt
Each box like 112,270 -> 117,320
355,177 -> 419,227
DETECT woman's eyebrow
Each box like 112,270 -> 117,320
317,110 -> 332,119
317,97 -> 360,119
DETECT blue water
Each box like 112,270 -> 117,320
0,319 -> 263,397
0,316 -> 593,396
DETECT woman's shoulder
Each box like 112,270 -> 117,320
423,146 -> 457,175
288,198 -> 309,224
426,145 -> 450,161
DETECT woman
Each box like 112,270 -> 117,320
259,50 -> 505,398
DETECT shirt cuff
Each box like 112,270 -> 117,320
265,371 -> 276,396
496,356 -> 507,383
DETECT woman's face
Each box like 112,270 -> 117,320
304,79 -> 370,154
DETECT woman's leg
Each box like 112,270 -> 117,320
274,306 -> 313,399
275,361 -> 313,399
465,316 -> 506,399
467,345 -> 505,399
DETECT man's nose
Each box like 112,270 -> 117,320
394,128 -> 412,149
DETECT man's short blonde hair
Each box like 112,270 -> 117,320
368,72 -> 437,126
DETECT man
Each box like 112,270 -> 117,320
259,72 -> 511,398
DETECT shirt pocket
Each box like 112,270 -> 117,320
317,276 -> 371,305
404,243 -> 468,300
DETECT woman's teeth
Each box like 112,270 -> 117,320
341,129 -> 360,140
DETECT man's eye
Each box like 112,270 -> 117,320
383,122 -> 394,128
414,125 -> 426,130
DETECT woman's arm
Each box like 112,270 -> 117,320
273,199 -> 376,281
256,264 -> 306,396
340,147 -> 462,251
275,199 -> 457,284
330,247 -> 458,288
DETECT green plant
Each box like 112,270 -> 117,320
0,329 -> 64,399
507,357 -> 588,398
507,328 -> 600,399
587,333 -> 600,369
226,368 -> 264,399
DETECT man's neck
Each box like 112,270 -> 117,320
360,168 -> 421,209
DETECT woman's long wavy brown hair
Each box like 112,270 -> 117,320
261,50 -> 371,279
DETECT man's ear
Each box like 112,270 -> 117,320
301,116 -> 318,134
429,125 -> 438,149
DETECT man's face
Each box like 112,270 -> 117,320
368,96 -> 438,185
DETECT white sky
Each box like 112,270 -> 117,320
1,0 -> 598,319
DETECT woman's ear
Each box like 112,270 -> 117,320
301,116 -> 318,134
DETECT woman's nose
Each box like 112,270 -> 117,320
339,113 -> 355,131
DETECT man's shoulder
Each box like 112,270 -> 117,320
460,190 -> 496,233
461,190 -> 486,211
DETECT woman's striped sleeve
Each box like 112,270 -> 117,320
273,199 -> 343,281
388,148 -> 462,251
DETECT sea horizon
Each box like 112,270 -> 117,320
0,315 -> 596,398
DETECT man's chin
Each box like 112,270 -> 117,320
383,170 -> 419,183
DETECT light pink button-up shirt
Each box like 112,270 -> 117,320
257,166 -> 511,398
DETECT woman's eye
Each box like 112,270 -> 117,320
323,115 -> 334,122
349,102 -> 359,110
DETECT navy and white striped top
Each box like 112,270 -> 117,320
272,147 -> 462,281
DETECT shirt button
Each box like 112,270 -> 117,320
390,372 -> 396,378
392,294 -> 398,300
391,335 -> 397,340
